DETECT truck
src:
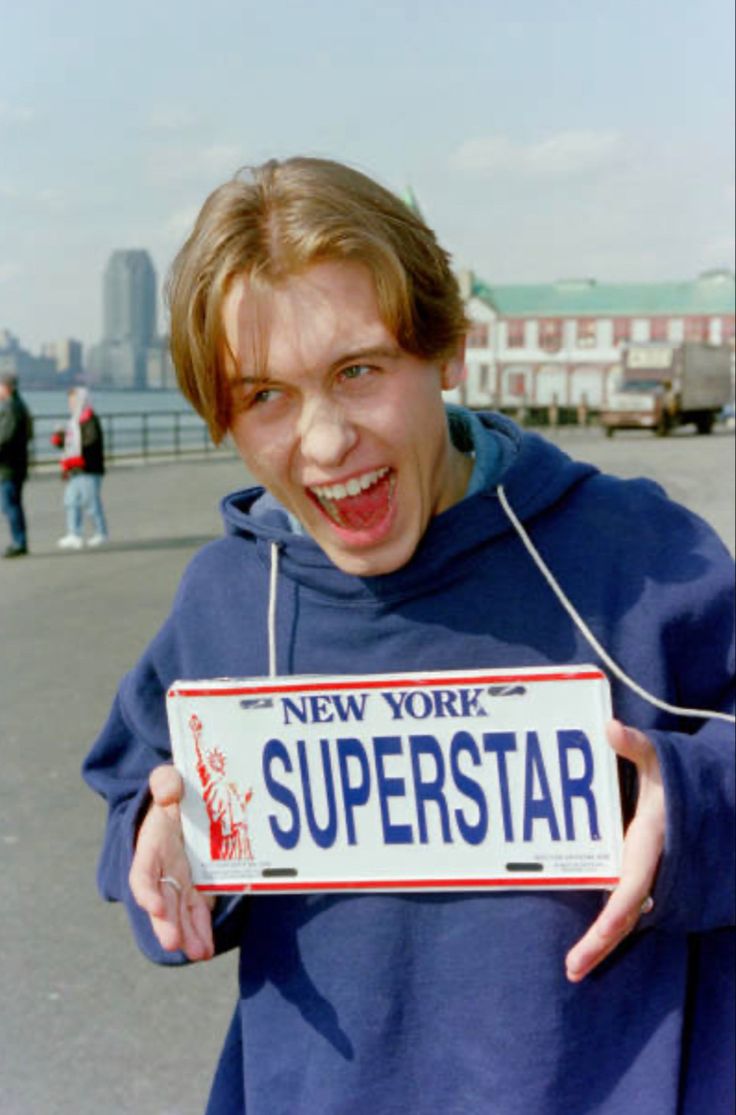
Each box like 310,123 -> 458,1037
600,341 -> 732,437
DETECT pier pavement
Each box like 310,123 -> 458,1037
0,429 -> 733,1115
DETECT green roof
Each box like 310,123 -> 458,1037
472,271 -> 736,317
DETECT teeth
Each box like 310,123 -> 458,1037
312,467 -> 389,502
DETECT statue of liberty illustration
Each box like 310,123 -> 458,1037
189,714 -> 254,861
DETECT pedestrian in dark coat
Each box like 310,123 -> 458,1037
0,371 -> 33,558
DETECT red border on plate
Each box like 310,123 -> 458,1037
170,667 -> 604,699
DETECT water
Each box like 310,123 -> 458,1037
24,389 -> 216,462
24,389 -> 189,418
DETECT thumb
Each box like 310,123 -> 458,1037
606,719 -> 653,767
149,764 -> 184,807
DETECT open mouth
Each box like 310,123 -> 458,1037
309,467 -> 394,531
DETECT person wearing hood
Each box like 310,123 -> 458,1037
51,385 -> 108,549
82,158 -> 735,1115
0,370 -> 33,558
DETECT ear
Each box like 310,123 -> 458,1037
440,337 -> 467,391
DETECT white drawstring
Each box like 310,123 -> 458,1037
268,541 -> 280,678
497,484 -> 736,725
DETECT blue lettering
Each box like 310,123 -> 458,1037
523,731 -> 561,841
373,736 -> 413,844
337,737 -> 371,845
483,731 -> 517,841
382,691 -> 407,719
450,730 -> 488,844
459,688 -> 488,718
557,730 -> 600,840
297,738 -> 338,848
332,693 -> 368,722
308,695 -> 334,723
409,734 -> 452,844
263,739 -> 301,849
404,691 -> 433,719
432,689 -> 459,717
281,697 -> 308,725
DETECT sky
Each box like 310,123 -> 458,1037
1,0 -> 734,353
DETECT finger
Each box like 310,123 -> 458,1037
606,719 -> 664,778
566,822 -> 659,982
130,804 -> 190,923
179,889 -> 215,961
149,764 -> 184,807
565,721 -> 665,983
149,881 -> 186,952
129,825 -> 168,916
566,876 -> 651,983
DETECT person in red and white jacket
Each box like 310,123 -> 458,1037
51,386 -> 108,549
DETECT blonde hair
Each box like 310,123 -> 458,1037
167,156 -> 469,442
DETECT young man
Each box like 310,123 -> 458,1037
83,157 -> 735,1115
0,371 -> 33,558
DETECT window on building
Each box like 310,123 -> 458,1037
650,318 -> 668,342
539,319 -> 562,352
506,320 -> 524,348
613,318 -> 630,345
684,316 -> 707,342
576,319 -> 597,348
507,371 -> 527,397
467,322 -> 489,348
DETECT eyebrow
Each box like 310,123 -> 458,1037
235,344 -> 403,385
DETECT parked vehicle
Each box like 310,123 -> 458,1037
600,342 -> 732,436
718,401 -> 735,430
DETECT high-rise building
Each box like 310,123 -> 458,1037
41,338 -> 84,380
103,250 -> 156,348
90,250 -> 158,388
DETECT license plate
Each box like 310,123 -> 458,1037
167,665 -> 623,894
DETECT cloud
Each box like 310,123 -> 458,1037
701,233 -> 736,270
146,106 -> 203,132
0,181 -> 65,209
451,129 -> 626,179
162,204 -> 201,240
0,101 -> 35,124
146,141 -> 243,187
0,262 -> 21,283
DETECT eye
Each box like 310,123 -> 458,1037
339,364 -> 373,383
230,380 -> 283,415
251,387 -> 281,406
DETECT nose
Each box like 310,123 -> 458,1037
298,395 -> 358,468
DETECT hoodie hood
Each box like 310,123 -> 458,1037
219,411 -> 597,605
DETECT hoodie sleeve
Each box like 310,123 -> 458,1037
647,716 -> 735,933
633,530 -> 735,935
82,615 -> 249,965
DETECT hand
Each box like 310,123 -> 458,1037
565,719 -> 665,983
128,764 -> 215,962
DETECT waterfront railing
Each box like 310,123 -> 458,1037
30,410 -> 228,467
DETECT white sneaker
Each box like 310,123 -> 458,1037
87,534 -> 108,547
57,534 -> 84,550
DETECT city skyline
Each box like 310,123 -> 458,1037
1,0 -> 733,354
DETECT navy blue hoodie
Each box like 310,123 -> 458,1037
83,412 -> 735,1115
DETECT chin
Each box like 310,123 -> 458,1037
326,540 -> 415,578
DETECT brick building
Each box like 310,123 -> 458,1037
451,269 -> 735,412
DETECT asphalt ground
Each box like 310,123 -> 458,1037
1,426 -> 734,1115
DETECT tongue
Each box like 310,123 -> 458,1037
332,473 -> 392,530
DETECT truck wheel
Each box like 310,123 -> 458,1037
695,414 -> 714,435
